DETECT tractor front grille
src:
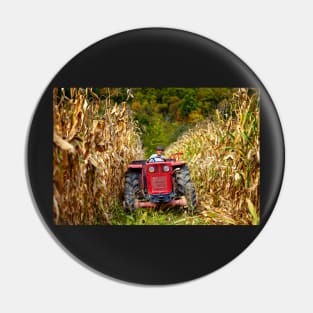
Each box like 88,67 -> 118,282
151,176 -> 168,192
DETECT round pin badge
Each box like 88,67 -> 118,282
27,28 -> 284,284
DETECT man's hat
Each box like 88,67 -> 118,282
156,146 -> 164,151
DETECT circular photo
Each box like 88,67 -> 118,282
28,28 -> 284,284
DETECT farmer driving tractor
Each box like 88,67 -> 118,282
125,145 -> 197,213
148,146 -> 166,162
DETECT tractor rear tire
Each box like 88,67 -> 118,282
124,171 -> 141,211
175,166 -> 197,214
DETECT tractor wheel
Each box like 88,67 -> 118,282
124,171 -> 141,211
175,166 -> 197,214
185,182 -> 197,214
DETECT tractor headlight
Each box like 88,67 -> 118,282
163,165 -> 170,172
149,166 -> 155,173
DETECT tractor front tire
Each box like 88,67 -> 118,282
175,166 -> 197,214
124,172 -> 141,212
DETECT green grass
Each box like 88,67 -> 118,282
109,205 -> 212,225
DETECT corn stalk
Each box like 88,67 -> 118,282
53,88 -> 143,224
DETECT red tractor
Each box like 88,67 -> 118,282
124,152 -> 197,213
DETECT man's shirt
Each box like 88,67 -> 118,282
149,154 -> 165,162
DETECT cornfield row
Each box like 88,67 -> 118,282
53,87 -> 259,225
53,88 -> 143,224
166,88 -> 260,224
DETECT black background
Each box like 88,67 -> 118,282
27,28 -> 284,284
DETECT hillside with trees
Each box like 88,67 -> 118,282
130,88 -> 236,156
